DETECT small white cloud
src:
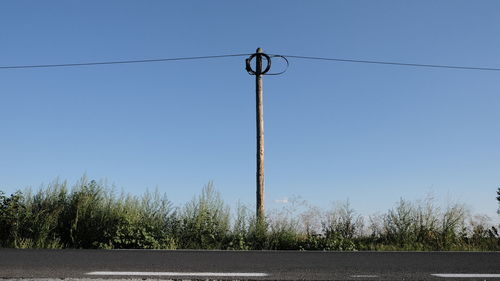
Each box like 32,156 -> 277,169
274,197 -> 289,204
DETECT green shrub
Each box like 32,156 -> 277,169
226,203 -> 250,250
0,191 -> 24,247
177,182 -> 230,249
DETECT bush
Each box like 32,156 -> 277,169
0,191 -> 24,247
177,182 -> 230,249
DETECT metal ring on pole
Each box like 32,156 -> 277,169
245,53 -> 272,75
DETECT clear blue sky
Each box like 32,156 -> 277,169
1,1 -> 499,221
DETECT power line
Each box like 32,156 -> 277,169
0,54 -> 251,69
274,54 -> 500,72
1,52 -> 500,72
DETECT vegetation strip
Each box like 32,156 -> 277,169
1,177 -> 499,250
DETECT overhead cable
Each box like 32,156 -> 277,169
0,54 -> 251,69
1,52 -> 500,72
275,54 -> 500,72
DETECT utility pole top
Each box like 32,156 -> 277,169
256,47 -> 263,53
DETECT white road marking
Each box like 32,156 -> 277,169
350,275 -> 379,278
87,271 -> 269,277
432,274 -> 500,278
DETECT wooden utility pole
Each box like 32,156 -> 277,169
246,48 -> 272,224
255,48 -> 265,224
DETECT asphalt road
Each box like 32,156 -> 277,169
0,249 -> 499,281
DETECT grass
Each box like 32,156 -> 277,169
1,177 -> 499,250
